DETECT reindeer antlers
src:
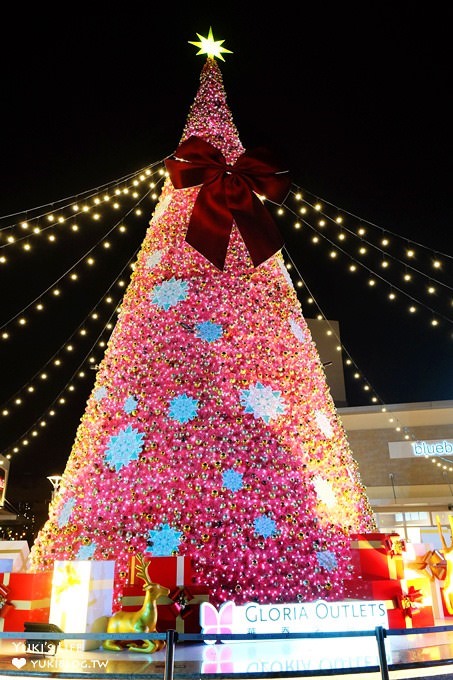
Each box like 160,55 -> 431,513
436,514 -> 453,552
134,553 -> 152,587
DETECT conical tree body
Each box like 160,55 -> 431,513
30,59 -> 375,607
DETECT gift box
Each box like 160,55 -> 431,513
343,573 -> 434,630
0,541 -> 29,572
0,572 -> 53,632
0,571 -> 53,599
349,533 -> 405,580
128,555 -> 195,588
0,605 -> 50,632
121,584 -> 209,633
157,586 -> 210,633
387,576 -> 434,629
342,578 -> 402,602
387,605 -> 434,629
49,560 -> 115,651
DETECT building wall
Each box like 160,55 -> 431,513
338,401 -> 453,542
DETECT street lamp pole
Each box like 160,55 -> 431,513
47,475 -> 63,501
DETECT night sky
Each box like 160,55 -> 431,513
1,4 -> 451,493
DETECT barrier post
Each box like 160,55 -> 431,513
164,629 -> 178,680
374,626 -> 389,680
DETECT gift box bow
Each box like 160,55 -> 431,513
167,587 -> 189,616
384,536 -> 406,556
396,586 -> 424,618
0,584 -> 14,618
163,586 -> 208,617
426,550 -> 447,581
167,586 -> 197,616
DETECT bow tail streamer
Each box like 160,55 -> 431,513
231,197 -> 284,267
227,177 -> 284,268
185,181 -> 234,271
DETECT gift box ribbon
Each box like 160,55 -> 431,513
384,536 -> 406,556
0,584 -> 12,617
396,586 -> 424,619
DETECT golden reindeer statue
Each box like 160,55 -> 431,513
103,554 -> 170,653
436,514 -> 453,615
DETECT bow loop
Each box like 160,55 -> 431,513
165,135 -> 291,270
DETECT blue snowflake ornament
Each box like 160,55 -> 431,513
289,318 -> 306,343
104,425 -> 145,471
316,550 -> 338,572
222,469 -> 243,492
195,321 -> 223,343
145,249 -> 164,270
254,515 -> 277,538
150,277 -> 189,311
279,260 -> 294,287
168,393 -> 199,423
94,386 -> 107,402
77,542 -> 97,560
57,497 -> 76,528
147,523 -> 182,556
240,382 -> 286,423
123,396 -> 138,414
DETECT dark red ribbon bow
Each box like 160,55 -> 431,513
165,136 -> 291,270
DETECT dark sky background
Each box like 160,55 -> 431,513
0,4 -> 452,495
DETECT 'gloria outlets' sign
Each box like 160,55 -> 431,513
199,600 -> 388,642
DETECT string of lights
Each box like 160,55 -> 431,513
1,163 -> 451,471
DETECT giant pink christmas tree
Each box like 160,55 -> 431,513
29,38 -> 376,608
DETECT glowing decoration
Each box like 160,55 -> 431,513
147,524 -> 182,556
199,602 -> 235,644
123,396 -> 138,414
150,277 -> 189,310
50,560 -> 115,651
104,425 -> 145,471
189,27 -> 233,61
412,439 -> 453,456
312,475 -> 337,508
200,600 -> 388,639
195,321 -> 223,342
240,382 -> 286,423
222,469 -> 243,492
168,393 -> 199,423
254,515 -> 277,538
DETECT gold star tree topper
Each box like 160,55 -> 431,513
189,27 -> 232,61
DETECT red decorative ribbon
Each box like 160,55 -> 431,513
165,136 -> 291,270
384,536 -> 405,556
168,586 -> 193,616
398,586 -> 423,618
0,584 -> 13,618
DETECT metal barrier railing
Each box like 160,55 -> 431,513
1,624 -> 453,679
